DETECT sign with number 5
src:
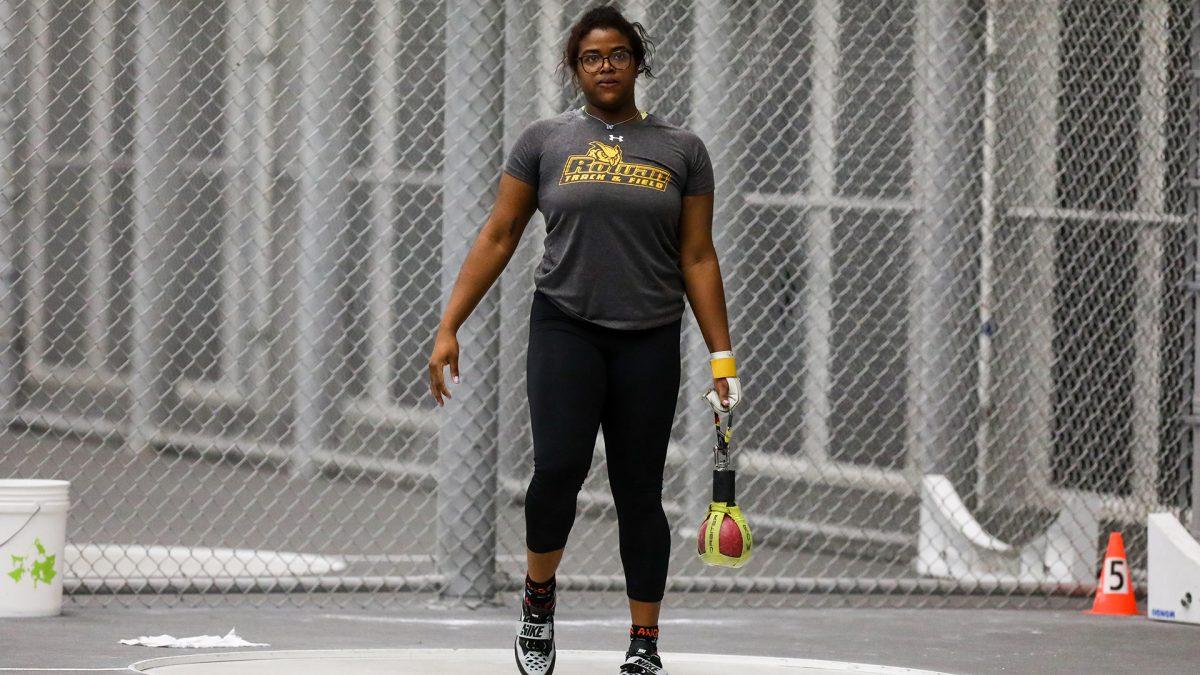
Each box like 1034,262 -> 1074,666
1104,558 -> 1128,594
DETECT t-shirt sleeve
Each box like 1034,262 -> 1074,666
682,135 -> 715,196
503,121 -> 544,186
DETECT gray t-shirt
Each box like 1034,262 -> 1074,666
504,106 -> 715,329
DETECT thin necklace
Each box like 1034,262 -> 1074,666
581,105 -> 642,130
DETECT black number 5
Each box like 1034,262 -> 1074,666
1107,559 -> 1126,592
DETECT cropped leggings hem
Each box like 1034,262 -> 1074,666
524,289 -> 682,603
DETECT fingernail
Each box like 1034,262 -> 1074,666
723,399 -> 729,405
453,376 -> 459,383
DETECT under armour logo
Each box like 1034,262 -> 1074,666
608,134 -> 623,142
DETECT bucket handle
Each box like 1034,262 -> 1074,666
0,502 -> 42,549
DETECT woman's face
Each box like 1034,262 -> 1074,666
575,28 -> 637,107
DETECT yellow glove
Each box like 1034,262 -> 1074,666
702,350 -> 742,413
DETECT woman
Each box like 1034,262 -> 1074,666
427,5 -> 742,674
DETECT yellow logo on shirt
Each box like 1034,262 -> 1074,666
559,140 -> 670,191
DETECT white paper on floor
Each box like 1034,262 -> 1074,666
119,627 -> 269,648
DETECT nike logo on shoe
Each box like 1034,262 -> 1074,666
519,621 -> 551,640
624,655 -> 663,673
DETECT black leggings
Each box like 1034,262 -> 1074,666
524,289 -> 681,603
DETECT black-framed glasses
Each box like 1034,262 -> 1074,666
579,49 -> 633,74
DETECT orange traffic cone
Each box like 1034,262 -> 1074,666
1086,532 -> 1138,616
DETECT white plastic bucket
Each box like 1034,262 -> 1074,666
0,479 -> 70,617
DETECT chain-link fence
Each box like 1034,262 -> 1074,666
0,0 -> 1195,611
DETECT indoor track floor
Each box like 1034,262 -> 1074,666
3,594 -> 1197,674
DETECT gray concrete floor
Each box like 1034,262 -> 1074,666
4,426 -> 1196,673
3,600 -> 1198,674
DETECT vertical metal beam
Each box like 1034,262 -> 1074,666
907,0 -> 981,483
25,0 -> 50,376
1189,0 -> 1200,538
86,0 -> 116,373
222,0 -> 245,395
1132,0 -> 1169,507
499,0 -> 545,512
991,0 -> 1061,501
801,0 -> 840,467
438,0 -> 504,604
974,0 -> 998,502
974,1 -> 1059,507
224,0 -> 276,403
129,0 -> 186,454
0,0 -> 20,417
249,1 -> 277,410
369,0 -> 399,406
686,0 -> 741,522
536,0 -> 563,117
293,0 -> 353,477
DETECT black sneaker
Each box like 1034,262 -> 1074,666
514,600 -> 556,674
619,638 -> 666,674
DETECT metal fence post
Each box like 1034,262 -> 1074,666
226,0 -> 275,405
498,0 -> 561,572
907,0 -> 982,485
498,0 -> 538,555
1189,0 -> 1200,538
129,0 -> 185,456
800,0 -> 840,470
293,0 -> 353,479
985,0 -> 1061,506
84,1 -> 115,376
1131,0 -> 1170,511
437,0 -> 504,605
0,0 -> 19,420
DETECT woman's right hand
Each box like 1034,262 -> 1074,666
428,326 -> 460,407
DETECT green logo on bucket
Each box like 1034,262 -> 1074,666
7,537 -> 57,587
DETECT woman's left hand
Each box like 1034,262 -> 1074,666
703,376 -> 742,413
